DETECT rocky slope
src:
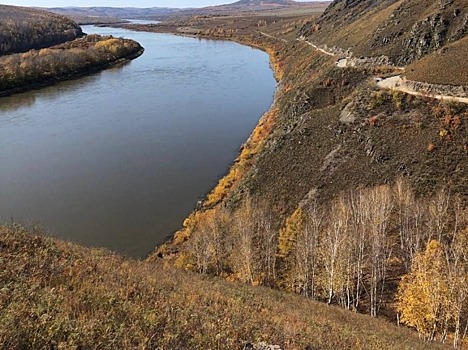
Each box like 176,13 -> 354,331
406,35 -> 468,86
301,0 -> 468,66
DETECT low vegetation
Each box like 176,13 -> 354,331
406,36 -> 468,86
0,5 -> 82,55
0,34 -> 143,95
166,177 -> 468,346
0,224 -> 445,349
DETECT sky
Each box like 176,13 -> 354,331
1,0 -> 320,9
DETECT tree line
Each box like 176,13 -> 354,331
0,34 -> 142,93
177,178 -> 468,347
0,5 -> 82,55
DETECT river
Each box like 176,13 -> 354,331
0,25 -> 275,257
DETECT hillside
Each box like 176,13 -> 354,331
406,35 -> 468,86
2,1 -> 468,347
301,0 -> 468,66
143,2 -> 468,343
49,1 -> 330,22
228,0 -> 298,6
0,224 -> 446,350
0,5 -> 82,55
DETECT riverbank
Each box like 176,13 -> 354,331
0,35 -> 144,98
147,28 -> 287,255
137,16 -> 468,331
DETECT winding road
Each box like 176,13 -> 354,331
258,31 -> 467,104
296,36 -> 468,104
377,75 -> 468,104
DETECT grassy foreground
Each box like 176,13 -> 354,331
0,225 -> 445,350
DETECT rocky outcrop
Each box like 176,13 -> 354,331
344,54 -> 392,67
401,14 -> 450,64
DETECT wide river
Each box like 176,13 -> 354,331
0,25 -> 275,257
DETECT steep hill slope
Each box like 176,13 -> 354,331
151,5 -> 468,339
0,5 -> 82,55
406,35 -> 468,86
0,225 -> 446,350
302,0 -> 468,65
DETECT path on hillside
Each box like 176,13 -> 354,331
258,31 -> 288,43
256,32 -> 467,104
296,36 -> 468,104
377,75 -> 468,104
297,36 -> 335,56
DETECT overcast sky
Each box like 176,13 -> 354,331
2,0 -> 320,9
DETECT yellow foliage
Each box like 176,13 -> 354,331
204,108 -> 278,208
94,38 -> 124,54
277,207 -> 304,258
397,240 -> 450,340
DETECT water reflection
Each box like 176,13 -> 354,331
0,62 -> 130,116
0,27 -> 275,258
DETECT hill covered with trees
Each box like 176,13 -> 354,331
0,5 -> 82,55
0,34 -> 143,96
0,5 -> 143,96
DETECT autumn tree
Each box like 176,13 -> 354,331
278,207 -> 304,259
397,240 -> 450,341
366,185 -> 394,317
291,202 -> 323,298
319,195 -> 350,305
187,209 -> 230,275
446,202 -> 468,347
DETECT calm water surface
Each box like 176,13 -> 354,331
0,25 -> 275,257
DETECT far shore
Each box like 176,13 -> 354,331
0,47 -> 144,98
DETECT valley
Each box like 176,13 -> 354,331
1,0 -> 468,348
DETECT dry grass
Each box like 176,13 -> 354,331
406,36 -> 468,86
0,224 -> 447,349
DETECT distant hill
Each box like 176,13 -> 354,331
47,6 -> 180,20
0,5 -> 82,55
49,1 -> 330,21
209,0 -> 330,12
229,0 -> 298,6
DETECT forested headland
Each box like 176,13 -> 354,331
0,5 -> 82,55
0,5 -> 143,96
0,34 -> 143,96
